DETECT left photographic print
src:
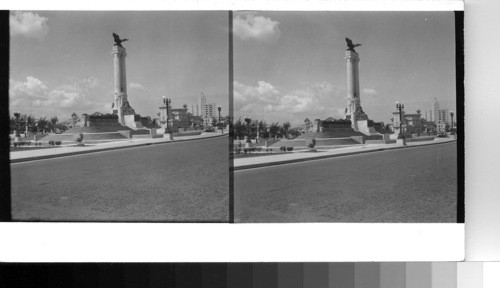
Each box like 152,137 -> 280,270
7,11 -> 230,222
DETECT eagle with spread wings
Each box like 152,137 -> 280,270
345,37 -> 361,52
112,33 -> 129,47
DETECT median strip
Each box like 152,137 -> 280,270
232,139 -> 456,171
11,133 -> 228,163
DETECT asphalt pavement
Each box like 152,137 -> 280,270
234,141 -> 457,223
11,136 -> 230,222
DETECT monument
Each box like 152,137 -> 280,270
111,33 -> 142,128
286,38 -> 386,144
344,37 -> 369,131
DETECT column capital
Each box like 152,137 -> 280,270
345,50 -> 360,62
112,46 -> 127,56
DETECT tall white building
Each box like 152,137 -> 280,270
432,98 -> 440,124
193,93 -> 218,121
437,108 -> 449,124
199,93 -> 207,117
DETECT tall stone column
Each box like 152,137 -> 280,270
345,50 -> 360,131
112,45 -> 127,125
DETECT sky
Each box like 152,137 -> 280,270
233,11 -> 457,126
9,11 -> 229,120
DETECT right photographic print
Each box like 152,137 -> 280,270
232,11 -> 463,223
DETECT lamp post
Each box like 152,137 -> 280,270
163,96 -> 172,138
13,111 -> 21,138
450,111 -> 454,132
217,105 -> 222,134
396,101 -> 406,145
244,116 -> 251,146
25,116 -> 29,137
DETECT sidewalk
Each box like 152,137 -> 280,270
10,132 -> 228,163
233,137 -> 457,170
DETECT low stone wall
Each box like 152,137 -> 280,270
118,130 -> 132,138
363,134 -> 384,141
365,140 -> 386,144
41,132 -> 128,142
406,136 -> 435,142
270,137 -> 362,147
173,131 -> 202,137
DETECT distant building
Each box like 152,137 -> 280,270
392,109 -> 426,136
433,98 -> 440,123
171,108 -> 189,131
437,108 -> 449,124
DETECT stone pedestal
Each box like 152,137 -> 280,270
345,50 -> 361,131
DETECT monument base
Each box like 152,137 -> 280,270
124,114 -> 145,129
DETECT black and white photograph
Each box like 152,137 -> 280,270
232,11 -> 462,223
7,11 -> 230,222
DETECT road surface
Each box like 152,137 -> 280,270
11,136 -> 229,222
234,142 -> 457,223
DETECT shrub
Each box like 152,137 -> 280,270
13,143 -> 17,148
307,138 -> 316,149
74,133 -> 84,143
286,146 -> 294,151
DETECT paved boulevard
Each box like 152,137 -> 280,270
234,142 -> 457,223
11,136 -> 229,222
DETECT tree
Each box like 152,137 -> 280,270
288,127 -> 301,139
183,104 -> 188,109
25,115 -> 36,133
232,118 -> 246,140
280,121 -> 291,139
269,122 -> 281,139
304,118 -> 312,132
49,116 -> 58,133
257,120 -> 269,139
37,117 -> 49,133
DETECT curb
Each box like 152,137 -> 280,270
11,133 -> 228,163
232,139 -> 456,171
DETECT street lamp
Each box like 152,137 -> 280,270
396,101 -> 406,145
217,105 -> 222,134
25,116 -> 29,137
13,111 -> 21,137
162,96 -> 172,134
244,116 -> 251,144
450,111 -> 454,132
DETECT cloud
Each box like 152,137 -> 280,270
234,81 -> 347,125
129,83 -> 147,91
362,88 -> 378,96
10,11 -> 49,39
233,14 -> 281,42
9,76 -> 109,118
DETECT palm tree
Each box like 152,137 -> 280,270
269,122 -> 281,139
232,118 -> 246,140
281,121 -> 291,139
257,120 -> 269,139
49,116 -> 58,133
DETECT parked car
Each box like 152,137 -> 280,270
437,132 -> 448,138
